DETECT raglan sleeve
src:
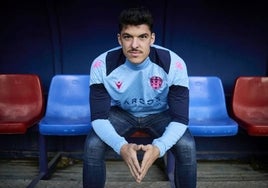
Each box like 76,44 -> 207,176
90,56 -> 128,155
152,51 -> 189,157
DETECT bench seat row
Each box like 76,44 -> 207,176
0,74 -> 267,188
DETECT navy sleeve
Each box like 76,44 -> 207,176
90,83 -> 111,121
168,85 -> 189,125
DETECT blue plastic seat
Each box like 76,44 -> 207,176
39,75 -> 91,135
188,76 -> 238,136
28,75 -> 91,188
167,76 -> 238,188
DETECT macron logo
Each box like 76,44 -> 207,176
116,81 -> 123,89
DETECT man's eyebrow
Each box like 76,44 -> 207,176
139,33 -> 149,37
121,33 -> 149,37
121,33 -> 132,36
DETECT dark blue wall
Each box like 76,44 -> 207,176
1,0 -> 267,93
0,0 -> 267,159
165,1 -> 267,94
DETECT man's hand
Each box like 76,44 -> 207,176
120,143 -> 142,182
138,144 -> 160,183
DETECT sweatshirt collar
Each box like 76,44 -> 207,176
125,57 -> 150,70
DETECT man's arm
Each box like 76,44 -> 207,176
152,85 -> 189,157
91,84 -> 142,182
90,84 -> 128,154
139,85 -> 189,182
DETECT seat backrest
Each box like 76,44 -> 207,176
0,74 -> 44,132
189,76 -> 228,119
232,77 -> 268,119
45,75 -> 90,119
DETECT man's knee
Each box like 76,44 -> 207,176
84,131 -> 106,161
172,129 -> 196,163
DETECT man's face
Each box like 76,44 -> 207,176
118,24 -> 155,64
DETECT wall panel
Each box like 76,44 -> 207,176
0,1 -> 55,91
164,1 -> 267,94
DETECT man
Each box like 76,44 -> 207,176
83,7 -> 196,188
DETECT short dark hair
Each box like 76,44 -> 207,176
118,7 -> 154,33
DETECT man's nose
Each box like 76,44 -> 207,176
131,38 -> 139,48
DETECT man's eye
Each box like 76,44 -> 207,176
139,35 -> 149,40
123,35 -> 131,39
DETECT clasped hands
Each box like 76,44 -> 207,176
120,143 -> 160,183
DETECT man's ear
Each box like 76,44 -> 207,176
150,33 -> 155,45
117,33 -> 122,45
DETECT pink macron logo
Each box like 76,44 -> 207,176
93,60 -> 102,68
176,61 -> 183,70
116,81 -> 123,89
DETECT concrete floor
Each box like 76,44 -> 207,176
0,158 -> 268,188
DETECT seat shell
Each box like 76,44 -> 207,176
232,76 -> 268,136
188,76 -> 238,136
39,75 -> 91,135
0,74 -> 44,134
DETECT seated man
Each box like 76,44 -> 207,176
83,7 -> 197,188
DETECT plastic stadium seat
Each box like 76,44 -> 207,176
232,76 -> 268,136
28,75 -> 91,188
188,76 -> 238,136
167,76 -> 238,188
0,74 -> 44,134
39,75 -> 91,136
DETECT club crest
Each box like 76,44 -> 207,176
150,76 -> 163,89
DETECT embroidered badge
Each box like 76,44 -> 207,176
150,76 -> 163,89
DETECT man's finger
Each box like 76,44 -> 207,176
120,143 -> 143,182
139,145 -> 160,181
